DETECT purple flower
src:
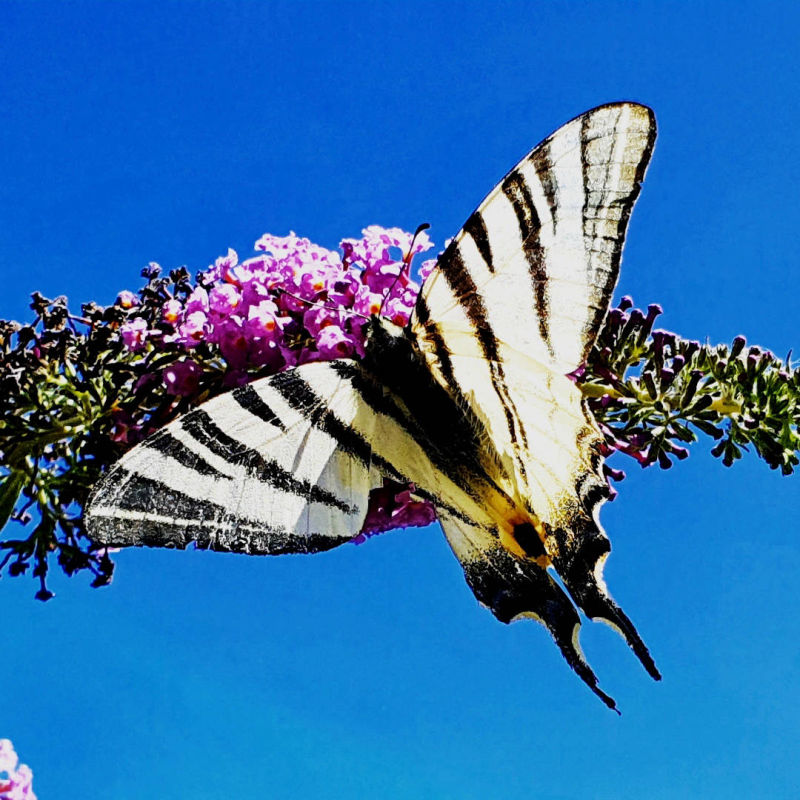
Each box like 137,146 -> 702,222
184,286 -> 209,315
244,303 -> 288,354
255,233 -> 342,273
344,225 -> 433,268
221,369 -> 252,388
327,273 -> 359,305
297,267 -> 332,299
248,338 -> 283,370
217,323 -> 251,371
109,409 -> 144,445
162,299 -> 182,325
162,360 -> 203,396
208,283 -> 243,317
276,290 -> 309,315
381,296 -> 414,328
173,310 -> 209,347
294,346 -> 325,366
119,317 -> 149,351
353,287 -> 384,318
373,263 -> 410,295
399,279 -> 421,303
316,325 -> 357,359
115,289 -> 139,309
0,739 -> 37,800
203,248 -> 240,284
0,740 -> 17,774
240,275 -> 273,307
303,306 -> 342,338
354,480 -> 437,542
419,258 -> 437,282
140,226 -> 434,377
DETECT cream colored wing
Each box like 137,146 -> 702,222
409,103 -> 659,681
87,357 -> 503,558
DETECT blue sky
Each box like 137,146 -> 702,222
2,2 -> 799,798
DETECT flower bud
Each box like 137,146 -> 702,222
642,371 -> 658,399
671,445 -> 689,460
681,369 -> 703,406
637,304 -> 662,343
730,335 -> 746,359
115,290 -> 139,309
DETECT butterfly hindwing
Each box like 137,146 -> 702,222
437,509 -> 620,710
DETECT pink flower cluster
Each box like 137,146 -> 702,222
0,740 -> 36,800
119,226 -> 436,393
115,225 -> 440,537
353,480 -> 438,543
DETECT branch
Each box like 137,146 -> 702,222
0,231 -> 796,598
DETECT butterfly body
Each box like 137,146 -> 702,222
88,102 -> 658,708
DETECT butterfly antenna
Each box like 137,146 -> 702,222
378,223 -> 430,317
276,288 -> 371,322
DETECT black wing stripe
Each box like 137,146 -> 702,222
463,213 -> 494,273
581,106 -> 616,262
578,105 -> 657,346
101,469 -> 243,524
501,169 -> 554,359
181,409 -> 357,514
269,368 -> 386,474
329,355 -> 506,506
412,295 -> 465,405
283,361 -> 490,527
232,384 -> 287,430
529,140 -> 558,230
439,247 -> 529,458
143,429 -> 232,479
93,469 -> 350,554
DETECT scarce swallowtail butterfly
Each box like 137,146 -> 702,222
87,102 -> 658,709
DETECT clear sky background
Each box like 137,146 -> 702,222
2,2 -> 799,798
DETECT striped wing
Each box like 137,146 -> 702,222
88,363 -> 386,553
413,102 -> 655,376
87,358 -> 495,556
409,103 -> 659,680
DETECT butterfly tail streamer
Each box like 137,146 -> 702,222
438,510 -> 619,711
551,515 -> 662,681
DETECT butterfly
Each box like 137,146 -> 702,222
87,102 -> 658,710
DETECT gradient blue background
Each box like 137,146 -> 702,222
2,2 -> 799,798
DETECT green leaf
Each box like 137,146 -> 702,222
0,470 -> 26,533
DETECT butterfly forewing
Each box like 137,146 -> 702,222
413,102 -> 655,373
88,363 -> 380,552
87,358 -> 500,555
